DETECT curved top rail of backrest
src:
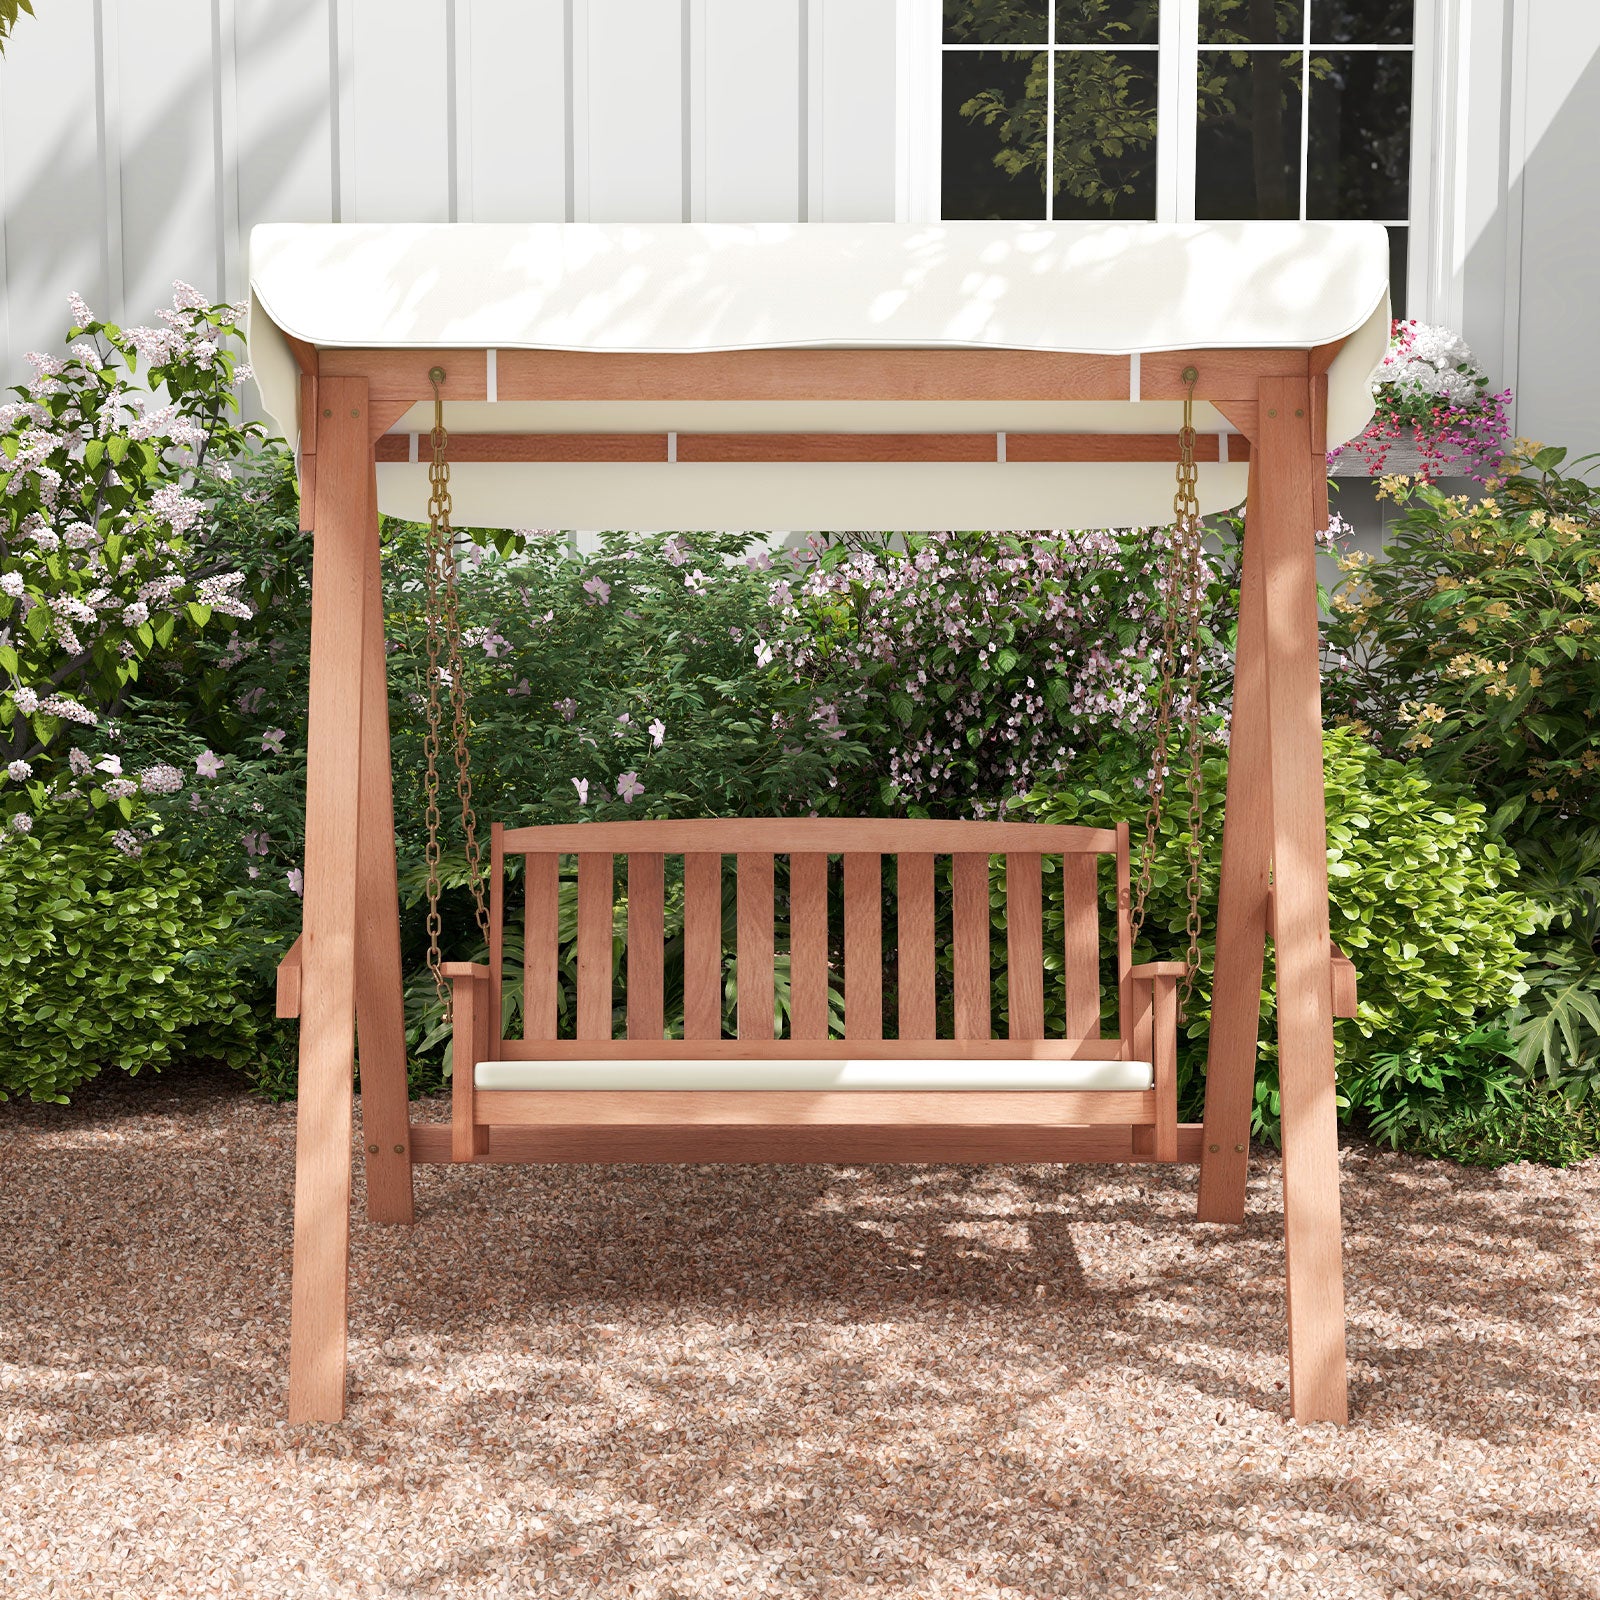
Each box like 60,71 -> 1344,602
499,818 -> 1117,855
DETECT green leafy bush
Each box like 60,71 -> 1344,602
1325,441 -> 1600,1090
1026,727 -> 1534,1143
0,804 -> 264,1102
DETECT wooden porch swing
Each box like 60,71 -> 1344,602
250,219 -> 1391,1428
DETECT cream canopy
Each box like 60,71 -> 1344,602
247,220 -> 1390,532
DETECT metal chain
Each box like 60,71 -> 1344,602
421,366 -> 489,1001
1129,365 -> 1208,1009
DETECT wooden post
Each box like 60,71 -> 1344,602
1257,375 -> 1349,1424
1197,456 -> 1273,1223
287,377 -> 371,1424
353,459 -> 414,1225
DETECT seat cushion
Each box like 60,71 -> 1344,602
474,1058 -> 1153,1093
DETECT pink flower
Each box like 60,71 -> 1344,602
616,772 -> 644,804
261,728 -> 286,754
96,754 -> 123,777
195,749 -> 223,779
287,867 -> 304,896
649,718 -> 666,748
582,577 -> 612,605
571,777 -> 589,804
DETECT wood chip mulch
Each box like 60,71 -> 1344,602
2,1060 -> 1597,1598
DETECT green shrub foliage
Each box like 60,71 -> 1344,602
0,804 -> 263,1101
1026,727 -> 1533,1142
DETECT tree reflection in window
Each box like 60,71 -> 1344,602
942,0 -> 1161,221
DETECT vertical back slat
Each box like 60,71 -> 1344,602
1005,852 -> 1044,1039
488,823 -> 505,1046
1062,853 -> 1102,1037
788,853 -> 830,1040
522,853 -> 559,1040
896,852 -> 936,1039
576,852 -> 614,1040
843,853 -> 883,1040
1115,822 -> 1134,1057
627,852 -> 665,1041
953,853 -> 991,1041
684,852 -> 724,1040
736,852 -> 776,1040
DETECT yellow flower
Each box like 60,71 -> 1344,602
1572,618 -> 1592,636
1377,473 -> 1413,502
1486,601 -> 1511,620
1529,668 -> 1543,688
1462,617 -> 1479,634
1584,581 -> 1600,606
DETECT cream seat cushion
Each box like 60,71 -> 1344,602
474,1058 -> 1154,1093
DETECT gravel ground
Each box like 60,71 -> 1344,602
2,1060 -> 1598,1600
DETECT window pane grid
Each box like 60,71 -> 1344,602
941,0 -> 1413,308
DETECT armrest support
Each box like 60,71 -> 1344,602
276,936 -> 303,1019
447,964 -> 492,1162
1127,960 -> 1190,981
1330,943 -> 1359,1019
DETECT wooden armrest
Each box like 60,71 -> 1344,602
439,962 -> 491,981
1127,961 -> 1190,980
276,935 -> 303,1019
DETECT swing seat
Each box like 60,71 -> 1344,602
473,1057 -> 1154,1092
441,817 -> 1192,1166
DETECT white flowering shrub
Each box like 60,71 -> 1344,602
0,285 -> 260,834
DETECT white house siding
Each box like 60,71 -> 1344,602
0,0 -> 898,378
0,0 -> 1593,462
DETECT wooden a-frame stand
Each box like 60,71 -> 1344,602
283,346 -> 1348,1426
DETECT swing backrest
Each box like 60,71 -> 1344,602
486,818 -> 1137,1057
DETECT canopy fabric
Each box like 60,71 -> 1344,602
247,220 -> 1391,532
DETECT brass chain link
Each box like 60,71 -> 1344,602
1129,365 -> 1207,1009
421,366 -> 489,1001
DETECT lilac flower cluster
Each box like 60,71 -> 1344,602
769,530 -> 1213,813
2,284 -> 262,828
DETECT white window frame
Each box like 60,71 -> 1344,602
898,0 -> 1445,321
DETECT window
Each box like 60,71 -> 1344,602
938,0 -> 1416,312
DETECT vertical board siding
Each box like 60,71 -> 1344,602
464,0 -> 567,222
703,0 -> 801,222
0,3 -> 106,359
0,0 -> 899,381
116,1 -> 222,326
351,0 -> 450,222
234,0 -> 337,270
582,0 -> 684,221
817,0 -> 897,221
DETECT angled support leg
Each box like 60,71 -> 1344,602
287,378 -> 372,1425
355,460 -> 415,1225
1257,375 -> 1348,1425
1198,457 -> 1273,1223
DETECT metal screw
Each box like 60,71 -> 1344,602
367,1142 -> 379,1154
1208,1143 -> 1220,1153
1295,408 -> 1305,417
394,1144 -> 406,1155
322,407 -> 332,418
1267,408 -> 1277,417
351,407 -> 359,417
1234,1143 -> 1247,1153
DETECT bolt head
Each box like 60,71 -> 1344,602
322,407 -> 332,418
367,1142 -> 379,1154
1234,1142 -> 1247,1153
1208,1143 -> 1220,1153
394,1144 -> 406,1155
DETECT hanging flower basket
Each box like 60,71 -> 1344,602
1328,320 -> 1512,483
